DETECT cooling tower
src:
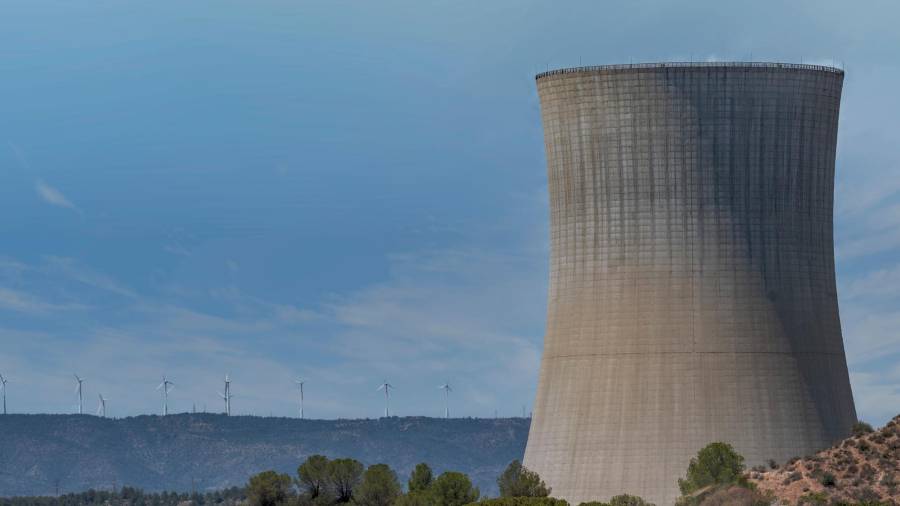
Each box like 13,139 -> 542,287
524,63 -> 857,505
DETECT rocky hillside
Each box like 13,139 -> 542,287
0,414 -> 528,498
749,416 -> 900,505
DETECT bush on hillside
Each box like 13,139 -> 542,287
695,485 -> 769,506
678,442 -> 748,496
852,421 -> 875,437
498,460 -> 551,498
472,497 -> 569,506
677,442 -> 751,506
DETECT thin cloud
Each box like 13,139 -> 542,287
0,287 -> 86,314
35,180 -> 80,213
42,256 -> 136,298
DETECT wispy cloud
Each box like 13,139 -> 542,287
42,256 -> 136,298
842,264 -> 900,300
35,180 -> 80,213
0,287 -> 86,314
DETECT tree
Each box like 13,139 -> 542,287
408,463 -> 434,493
298,455 -> 331,499
607,495 -> 654,506
498,460 -> 551,498
678,443 -> 748,499
394,491 -> 433,506
328,458 -> 364,503
353,464 -> 401,506
430,471 -> 480,506
247,470 -> 294,506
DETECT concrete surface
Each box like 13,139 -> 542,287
524,63 -> 857,506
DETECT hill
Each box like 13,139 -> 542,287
748,415 -> 899,505
0,414 -> 528,498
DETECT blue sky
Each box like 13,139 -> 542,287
0,0 -> 898,425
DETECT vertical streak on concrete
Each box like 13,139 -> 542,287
524,63 -> 857,506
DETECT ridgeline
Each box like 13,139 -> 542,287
0,414 -> 528,497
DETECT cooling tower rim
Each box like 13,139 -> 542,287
536,62 -> 844,80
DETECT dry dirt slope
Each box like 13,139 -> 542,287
748,415 -> 899,505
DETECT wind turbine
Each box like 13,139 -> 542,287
0,373 -> 8,415
74,374 -> 85,415
295,378 -> 305,419
438,382 -> 452,419
376,380 -> 394,418
97,394 -> 108,418
218,374 -> 233,416
156,375 -> 175,415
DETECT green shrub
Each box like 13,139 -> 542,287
852,421 -> 875,437
818,471 -> 836,487
607,494 -> 653,506
696,486 -> 769,506
677,442 -> 748,498
782,471 -> 803,485
472,498 -> 569,506
395,491 -> 432,506
797,491 -> 828,505
498,461 -> 551,498
431,471 -> 479,506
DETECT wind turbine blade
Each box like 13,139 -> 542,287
156,383 -> 165,390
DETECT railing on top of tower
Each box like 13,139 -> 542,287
536,61 -> 844,80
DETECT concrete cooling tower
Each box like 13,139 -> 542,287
523,63 -> 857,505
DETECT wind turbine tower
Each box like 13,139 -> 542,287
74,374 -> 85,415
0,373 -> 7,415
376,380 -> 394,418
97,394 -> 108,418
438,382 -> 452,419
157,375 -> 175,415
219,374 -> 233,416
295,378 -> 305,419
